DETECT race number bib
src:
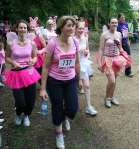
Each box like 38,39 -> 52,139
59,54 -> 75,69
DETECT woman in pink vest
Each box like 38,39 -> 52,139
97,17 -> 131,108
28,17 -> 46,82
40,16 -> 80,149
4,20 -> 40,127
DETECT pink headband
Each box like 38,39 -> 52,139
29,17 -> 39,27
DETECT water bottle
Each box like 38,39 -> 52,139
40,99 -> 48,116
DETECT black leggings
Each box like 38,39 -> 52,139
12,83 -> 36,116
47,76 -> 78,126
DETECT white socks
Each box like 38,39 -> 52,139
84,87 -> 92,108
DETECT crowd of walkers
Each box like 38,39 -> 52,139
0,13 -> 133,149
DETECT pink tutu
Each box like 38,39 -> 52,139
34,54 -> 45,68
3,67 -> 41,89
95,51 -> 132,75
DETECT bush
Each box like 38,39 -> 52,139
89,31 -> 101,51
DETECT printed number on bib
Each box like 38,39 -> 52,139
59,54 -> 75,69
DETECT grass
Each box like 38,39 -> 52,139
2,86 -> 112,149
4,112 -> 95,149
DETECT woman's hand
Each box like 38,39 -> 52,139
79,80 -> 83,89
114,39 -> 123,51
28,58 -> 36,66
13,61 -> 21,68
40,89 -> 49,100
37,50 -> 42,55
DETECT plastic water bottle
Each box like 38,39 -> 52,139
40,99 -> 48,116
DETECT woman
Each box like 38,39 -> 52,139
29,17 -> 46,79
40,16 -> 80,149
4,20 -> 40,126
117,13 -> 134,77
97,17 -> 131,108
43,19 -> 57,43
75,21 -> 97,116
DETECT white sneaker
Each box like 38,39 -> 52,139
56,133 -> 65,149
0,126 -> 3,130
0,111 -> 3,115
0,119 -> 4,123
23,116 -> 30,127
111,97 -> 119,106
65,119 -> 71,131
15,115 -> 22,126
85,106 -> 98,116
126,73 -> 134,78
105,98 -> 112,108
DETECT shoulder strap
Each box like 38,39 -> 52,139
72,37 -> 78,52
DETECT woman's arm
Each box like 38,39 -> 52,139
42,29 -> 48,44
84,37 -> 90,57
37,36 -> 47,54
40,52 -> 52,99
39,37 -> 56,100
40,36 -> 47,48
73,38 -> 80,76
75,51 -> 80,76
115,32 -> 123,52
28,43 -> 37,66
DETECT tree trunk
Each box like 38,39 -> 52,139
94,0 -> 99,29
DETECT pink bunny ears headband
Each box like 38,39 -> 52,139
29,17 -> 39,27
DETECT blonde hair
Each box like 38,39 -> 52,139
76,21 -> 85,28
56,16 -> 76,35
46,19 -> 54,26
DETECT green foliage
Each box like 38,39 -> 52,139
0,0 -> 134,27
89,31 -> 101,51
115,0 -> 133,20
133,11 -> 139,19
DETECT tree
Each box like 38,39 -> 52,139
0,0 -> 134,28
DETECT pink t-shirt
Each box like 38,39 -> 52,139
46,37 -> 79,80
43,29 -> 57,40
11,40 -> 33,67
33,35 -> 44,50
